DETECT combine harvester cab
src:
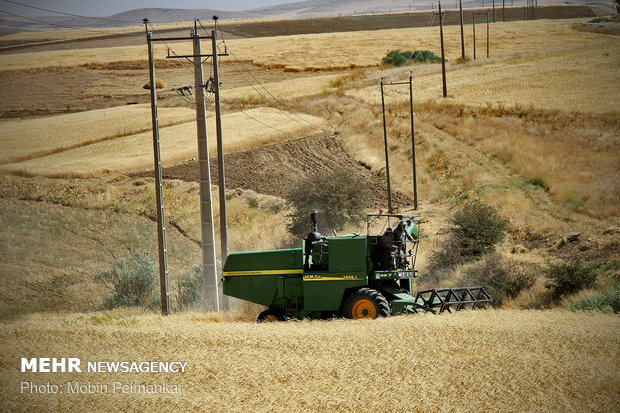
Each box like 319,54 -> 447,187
223,211 -> 492,321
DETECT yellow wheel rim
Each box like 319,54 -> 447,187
352,299 -> 377,319
262,314 -> 280,322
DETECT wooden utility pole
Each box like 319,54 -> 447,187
438,2 -> 447,98
211,26 -> 228,269
487,10 -> 490,58
408,72 -> 418,210
380,76 -> 419,211
459,0 -> 465,60
492,0 -> 496,22
472,10 -> 490,59
144,20 -> 170,316
502,0 -> 505,21
472,11 -> 476,59
380,78 -> 392,212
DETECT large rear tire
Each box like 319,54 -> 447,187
342,288 -> 390,319
257,309 -> 283,323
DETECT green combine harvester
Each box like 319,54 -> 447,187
223,211 -> 491,321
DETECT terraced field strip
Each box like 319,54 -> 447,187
0,105 -> 195,165
0,107 -> 324,178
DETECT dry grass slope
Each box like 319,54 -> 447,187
1,309 -> 618,412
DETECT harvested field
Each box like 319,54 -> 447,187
0,107 -> 324,178
1,309 -> 618,412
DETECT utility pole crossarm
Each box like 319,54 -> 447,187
166,52 -> 229,59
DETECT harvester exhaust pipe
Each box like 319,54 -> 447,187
310,209 -> 318,232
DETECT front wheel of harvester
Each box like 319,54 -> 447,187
342,288 -> 390,319
257,309 -> 284,323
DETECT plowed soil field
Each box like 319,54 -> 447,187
143,133 -> 413,208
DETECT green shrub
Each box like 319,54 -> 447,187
524,176 -> 550,191
285,169 -> 369,238
451,200 -> 506,257
176,265 -> 203,310
426,201 -> 506,283
544,260 -> 597,300
382,49 -> 442,66
94,251 -> 159,310
461,253 -> 536,306
569,285 -> 620,313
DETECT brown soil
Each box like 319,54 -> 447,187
573,21 -> 620,36
134,132 -> 412,209
212,6 -> 596,38
0,60 -> 316,118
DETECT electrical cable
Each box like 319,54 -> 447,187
198,18 -> 321,130
194,18 -> 317,134
0,8 -> 149,37
0,9 -> 108,33
0,0 -> 134,24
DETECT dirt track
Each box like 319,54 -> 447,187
140,133 -> 412,208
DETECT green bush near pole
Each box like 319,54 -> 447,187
382,49 -> 443,66
94,251 -> 159,310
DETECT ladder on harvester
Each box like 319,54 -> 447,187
416,286 -> 493,313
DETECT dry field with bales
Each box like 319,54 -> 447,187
0,5 -> 619,411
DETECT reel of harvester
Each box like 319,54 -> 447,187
416,286 -> 493,314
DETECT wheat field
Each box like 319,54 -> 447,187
1,309 -> 618,412
0,107 -> 324,177
0,105 -> 195,165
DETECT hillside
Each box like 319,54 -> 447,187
0,6 -> 619,411
0,10 -> 618,317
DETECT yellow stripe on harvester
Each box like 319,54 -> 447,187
303,275 -> 366,281
223,269 -> 304,277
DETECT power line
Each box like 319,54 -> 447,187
0,0 -> 134,24
0,8 -> 147,36
223,44 -> 320,129
199,19 -> 321,130
194,19 -> 324,135
146,21 -> 202,77
0,9 -> 107,33
238,108 -> 291,135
